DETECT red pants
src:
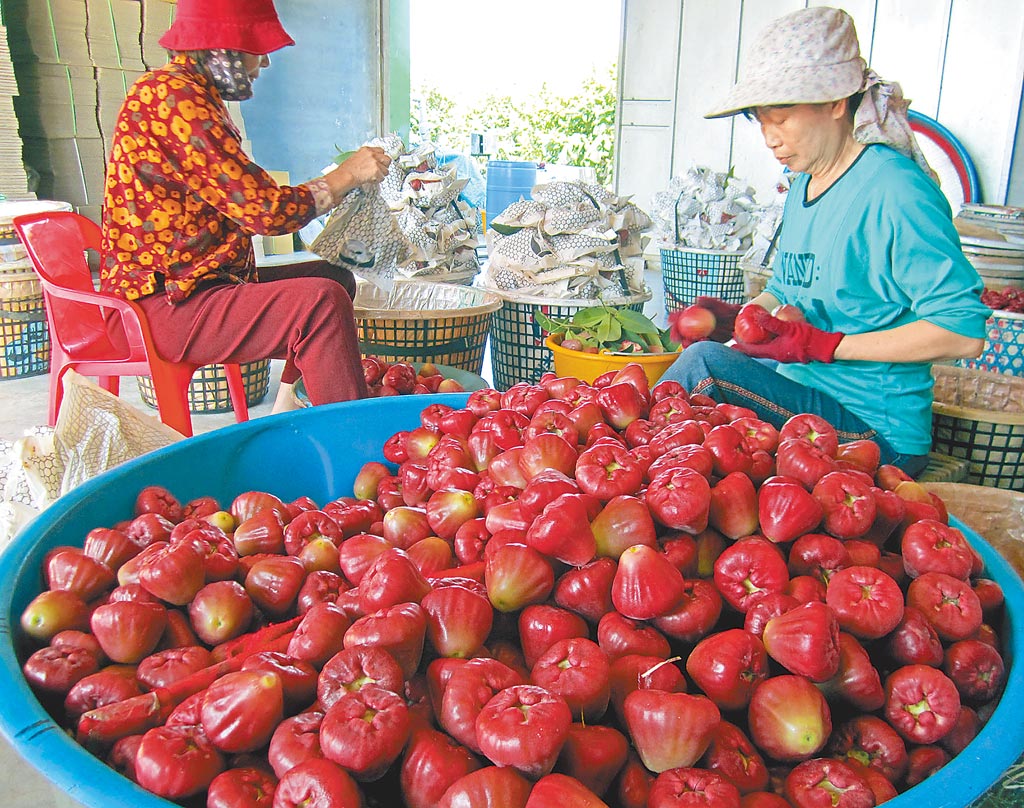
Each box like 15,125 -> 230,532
136,260 -> 368,405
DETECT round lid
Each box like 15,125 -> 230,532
0,200 -> 73,227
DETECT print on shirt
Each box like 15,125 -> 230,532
774,251 -> 818,289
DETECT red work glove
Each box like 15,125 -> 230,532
732,307 -> 845,363
694,296 -> 743,342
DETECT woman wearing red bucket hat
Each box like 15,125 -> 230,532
660,6 -> 989,475
99,0 -> 392,411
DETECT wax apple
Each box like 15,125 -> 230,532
422,581 -> 494,659
653,578 -> 723,643
401,726 -> 482,808
747,675 -> 832,762
623,689 -> 721,773
709,471 -> 759,539
758,475 -> 824,543
612,544 -> 685,620
784,759 -> 873,808
475,684 -> 572,778
531,637 -> 611,722
320,684 -> 411,781
20,589 -> 90,642
90,600 -> 167,664
134,725 -> 225,800
686,629 -> 769,710
273,758 -> 362,808
713,537 -> 789,614
825,565 -> 903,640
884,664 -> 962,744
700,721 -> 769,795
317,646 -> 404,709
762,601 -> 840,682
552,558 -> 617,624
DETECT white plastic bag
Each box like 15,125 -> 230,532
0,370 -> 183,547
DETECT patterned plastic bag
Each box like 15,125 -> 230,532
0,371 -> 182,547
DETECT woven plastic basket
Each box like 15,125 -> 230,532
931,365 -> 1024,490
137,360 -> 271,414
353,281 -> 501,374
488,289 -> 652,391
957,310 -> 1024,377
660,247 -> 746,312
0,272 -> 49,379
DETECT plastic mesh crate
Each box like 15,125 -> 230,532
931,365 -> 1024,490
660,247 -> 746,312
137,360 -> 271,414
0,272 -> 49,379
354,282 -> 501,374
489,291 -> 652,391
957,310 -> 1024,376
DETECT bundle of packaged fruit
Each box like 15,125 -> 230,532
980,286 -> 1024,314
17,364 -> 1010,808
536,305 -> 679,354
362,357 -> 467,396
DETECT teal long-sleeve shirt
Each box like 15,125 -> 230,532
764,144 -> 990,455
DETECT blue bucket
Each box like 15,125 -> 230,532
485,159 -> 537,229
1,395 -> 1024,808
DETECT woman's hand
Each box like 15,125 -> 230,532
324,146 -> 392,201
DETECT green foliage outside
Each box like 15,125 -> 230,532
410,68 -> 617,185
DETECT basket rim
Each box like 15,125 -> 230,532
932,400 -> 1024,426
482,287 -> 653,307
354,281 -> 503,319
987,309 -> 1024,321
659,245 -> 747,258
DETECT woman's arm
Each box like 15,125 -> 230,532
832,320 -> 984,363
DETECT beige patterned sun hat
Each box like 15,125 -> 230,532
705,6 -> 867,119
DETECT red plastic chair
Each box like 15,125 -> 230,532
13,210 -> 250,438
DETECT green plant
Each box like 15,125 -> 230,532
535,306 -> 679,354
410,69 -> 618,185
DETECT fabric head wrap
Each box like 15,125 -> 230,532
201,49 -> 255,102
704,7 -> 936,182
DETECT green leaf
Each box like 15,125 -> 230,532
571,307 -> 612,328
334,149 -> 357,165
596,318 -> 621,345
489,222 -> 524,236
534,308 -> 574,334
614,308 -> 660,338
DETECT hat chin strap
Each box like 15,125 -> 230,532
854,70 -> 938,184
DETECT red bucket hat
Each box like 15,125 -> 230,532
159,0 -> 295,54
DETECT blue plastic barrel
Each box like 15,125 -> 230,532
485,159 -> 537,229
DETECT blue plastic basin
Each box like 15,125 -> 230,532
1,395 -> 1022,807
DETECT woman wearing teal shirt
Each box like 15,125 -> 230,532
660,7 -> 988,475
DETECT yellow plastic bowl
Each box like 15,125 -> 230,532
545,336 -> 681,386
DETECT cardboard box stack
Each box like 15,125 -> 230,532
2,0 -> 176,222
0,16 -> 33,200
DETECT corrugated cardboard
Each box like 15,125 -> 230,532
5,0 -> 90,66
86,0 -> 146,71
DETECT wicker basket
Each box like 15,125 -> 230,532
0,272 -> 49,379
488,289 -> 652,391
660,247 -> 746,313
353,281 -> 501,374
957,310 -> 1024,377
922,482 -> 1024,579
137,360 -> 271,414
931,365 -> 1024,490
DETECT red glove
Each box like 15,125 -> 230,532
732,308 -> 844,363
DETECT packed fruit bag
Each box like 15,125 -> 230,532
17,364 -> 1011,808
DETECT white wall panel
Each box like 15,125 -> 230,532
942,0 -> 1024,201
620,0 -> 680,100
618,125 -> 675,212
870,0 -> 950,117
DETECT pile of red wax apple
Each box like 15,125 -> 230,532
362,357 -> 467,396
18,363 -> 1008,808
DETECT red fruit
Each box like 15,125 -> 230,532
134,725 -> 225,800
733,303 -> 774,344
713,537 -> 789,614
320,684 -> 411,781
531,637 -> 611,722
648,768 -> 741,808
883,664 -> 962,744
671,304 -> 717,341
811,471 -> 876,539
438,766 -> 532,808
475,684 -> 572,779
623,689 -> 721,773
686,629 -> 769,710
556,723 -> 630,797
485,543 -> 555,613
552,557 -> 618,624
708,471 -> 759,540
401,726 -> 482,808
757,476 -> 824,543
422,582 -> 494,659
612,544 -> 685,620
201,670 -> 284,753
825,565 -> 904,640
89,600 -> 167,664
645,467 -> 712,534
273,758 -> 362,807
762,601 -> 841,682
783,758 -> 873,808
747,675 -> 832,762
700,721 -> 769,795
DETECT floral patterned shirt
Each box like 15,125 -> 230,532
100,54 -> 321,303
